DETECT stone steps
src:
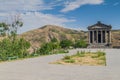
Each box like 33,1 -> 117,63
87,44 -> 110,48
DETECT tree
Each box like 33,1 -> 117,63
38,41 -> 61,55
74,40 -> 87,48
39,43 -> 52,55
51,38 -> 58,42
0,14 -> 31,61
0,14 -> 23,42
60,40 -> 73,49
0,22 -> 9,36
0,38 -> 31,61
9,15 -> 23,42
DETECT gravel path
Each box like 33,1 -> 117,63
0,49 -> 120,80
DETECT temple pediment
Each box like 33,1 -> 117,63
88,21 -> 112,30
91,26 -> 103,29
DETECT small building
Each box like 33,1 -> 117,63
87,21 -> 112,48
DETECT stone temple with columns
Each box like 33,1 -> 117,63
87,21 -> 112,48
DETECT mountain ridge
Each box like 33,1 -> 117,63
20,25 -> 120,48
20,25 -> 87,48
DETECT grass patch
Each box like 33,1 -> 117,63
63,55 -> 71,60
74,51 -> 85,57
53,50 -> 106,66
64,59 -> 75,63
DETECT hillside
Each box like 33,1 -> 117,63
112,30 -> 120,48
20,25 -> 120,48
21,25 -> 87,48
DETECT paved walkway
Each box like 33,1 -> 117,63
0,49 -> 120,80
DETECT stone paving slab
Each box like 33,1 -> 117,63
0,49 -> 120,80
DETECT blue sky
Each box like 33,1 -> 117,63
0,0 -> 120,33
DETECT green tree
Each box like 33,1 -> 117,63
51,38 -> 58,42
38,41 -> 60,55
0,38 -> 31,61
0,15 -> 23,42
74,40 -> 87,48
0,22 -> 9,36
60,40 -> 73,49
0,15 -> 31,61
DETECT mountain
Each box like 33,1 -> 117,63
112,30 -> 120,48
20,25 -> 120,48
20,25 -> 87,48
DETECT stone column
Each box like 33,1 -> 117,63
89,31 -> 91,44
101,30 -> 103,43
93,31 -> 94,44
105,30 -> 107,44
109,31 -> 112,44
96,30 -> 98,43
108,31 -> 109,44
103,30 -> 105,43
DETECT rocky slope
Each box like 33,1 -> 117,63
21,25 -> 87,48
20,25 -> 120,48
112,30 -> 120,48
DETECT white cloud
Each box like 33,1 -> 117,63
61,0 -> 104,12
0,0 -> 76,33
0,0 -> 52,12
19,12 -> 75,33
0,12 -> 75,33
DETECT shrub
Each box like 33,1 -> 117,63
38,42 -> 60,55
57,49 -> 69,54
99,56 -> 106,60
64,59 -> 75,63
60,40 -> 73,49
96,51 -> 105,57
91,55 -> 99,58
74,40 -> 87,48
63,55 -> 71,60
0,38 -> 30,60
74,51 -> 85,57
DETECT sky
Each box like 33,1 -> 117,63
0,0 -> 120,33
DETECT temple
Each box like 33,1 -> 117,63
87,21 -> 112,48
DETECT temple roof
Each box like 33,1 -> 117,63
88,21 -> 112,30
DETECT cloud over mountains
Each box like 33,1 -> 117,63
0,0 -> 104,33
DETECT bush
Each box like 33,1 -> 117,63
0,38 -> 31,61
63,55 -> 71,60
91,51 -> 106,58
64,59 -> 75,63
60,40 -> 73,49
74,51 -> 85,57
74,40 -> 87,48
38,42 -> 60,55
57,49 -> 69,53
96,51 -> 105,57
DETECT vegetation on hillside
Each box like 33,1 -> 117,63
20,25 -> 87,48
0,21 -> 87,62
0,15 -> 119,62
35,38 -> 87,55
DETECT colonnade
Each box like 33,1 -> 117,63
89,30 -> 111,44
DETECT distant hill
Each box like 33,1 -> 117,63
20,25 -> 87,48
112,30 -> 120,47
20,25 -> 120,48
